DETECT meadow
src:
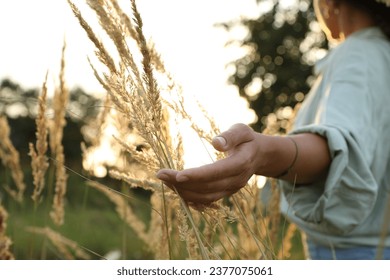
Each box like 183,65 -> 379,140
0,0 -> 305,260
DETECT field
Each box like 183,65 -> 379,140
0,0 -> 305,260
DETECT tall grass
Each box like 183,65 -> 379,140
0,0 -> 303,260
29,72 -> 49,204
0,117 -> 26,203
67,0 -> 293,260
2,0 -> 388,261
0,205 -> 14,259
0,39 -> 92,259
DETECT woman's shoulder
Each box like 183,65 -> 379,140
315,27 -> 389,74
324,27 -> 390,75
338,27 -> 390,57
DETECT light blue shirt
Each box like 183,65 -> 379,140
280,27 -> 390,247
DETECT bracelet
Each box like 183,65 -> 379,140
276,137 -> 298,178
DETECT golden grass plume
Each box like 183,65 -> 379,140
0,116 -> 26,203
0,205 -> 14,260
49,42 -> 69,226
29,72 -> 50,203
26,226 -> 90,260
68,0 -> 293,260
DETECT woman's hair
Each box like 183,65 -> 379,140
337,0 -> 390,40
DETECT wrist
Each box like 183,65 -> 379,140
253,134 -> 298,178
274,137 -> 298,178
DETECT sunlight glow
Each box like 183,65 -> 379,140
82,124 -> 118,178
1,0 -> 262,174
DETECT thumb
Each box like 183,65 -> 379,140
211,136 -> 228,151
211,123 -> 254,152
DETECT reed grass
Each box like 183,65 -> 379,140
0,205 -> 14,260
0,0 -> 302,260
87,181 -> 149,246
1,39 -> 82,259
49,42 -> 69,226
67,0 -> 295,260
6,0 -> 389,262
26,226 -> 90,260
29,72 -> 49,203
0,116 -> 26,203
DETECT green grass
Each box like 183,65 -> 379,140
2,170 -> 154,260
2,166 -> 306,260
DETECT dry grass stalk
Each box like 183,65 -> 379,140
277,223 -> 297,260
230,188 -> 272,259
69,0 -> 225,260
49,151 -> 67,226
0,116 -> 26,203
83,0 -> 174,170
111,134 -> 161,174
267,179 -> 281,248
69,1 -> 180,188
110,0 -> 139,42
26,226 -> 90,260
166,93 -> 219,145
83,94 -> 112,148
87,181 -> 149,244
199,207 -> 238,259
163,90 -> 282,260
30,73 -> 50,203
86,0 -> 146,89
88,181 -> 177,259
147,192 -> 170,259
109,169 -> 160,193
69,0 -> 286,260
67,0 -> 117,74
49,42 -> 69,226
0,205 -> 14,260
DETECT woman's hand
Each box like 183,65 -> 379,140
156,123 -> 331,205
156,123 -> 260,205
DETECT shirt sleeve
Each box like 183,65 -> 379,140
280,43 -> 379,236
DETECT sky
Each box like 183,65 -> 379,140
0,0 -> 263,126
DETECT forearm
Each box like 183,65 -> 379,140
254,133 -> 331,184
156,124 -> 331,205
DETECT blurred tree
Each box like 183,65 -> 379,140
0,78 -> 101,122
220,0 -> 327,132
0,79 -> 38,118
0,78 -> 101,166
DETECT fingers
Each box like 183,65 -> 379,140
157,167 -> 247,193
176,150 -> 251,184
157,170 -> 249,204
212,123 -> 254,152
156,123 -> 256,205
157,169 -> 227,204
157,165 -> 250,206
156,169 -> 178,182
157,123 -> 255,183
157,155 -> 245,185
211,136 -> 227,151
175,188 -> 237,204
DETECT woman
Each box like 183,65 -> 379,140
157,0 -> 390,259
